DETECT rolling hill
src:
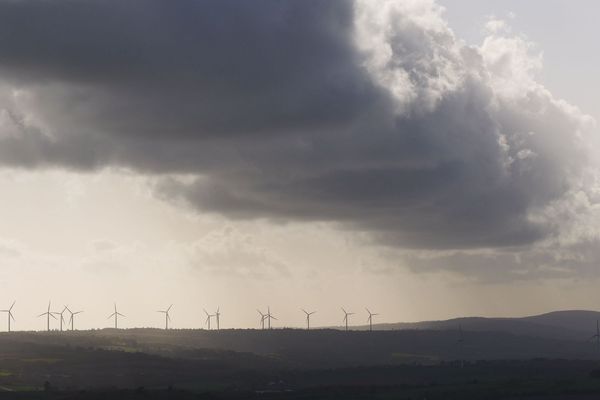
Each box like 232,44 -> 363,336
354,310 -> 600,341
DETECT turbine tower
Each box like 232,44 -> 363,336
215,307 -> 221,330
157,304 -> 172,330
38,301 -> 57,331
366,308 -> 379,332
204,309 -> 214,330
0,301 -> 15,332
257,309 -> 266,330
266,306 -> 277,330
68,309 -> 84,331
301,309 -> 316,330
54,306 -> 69,332
108,303 -> 125,329
341,308 -> 354,332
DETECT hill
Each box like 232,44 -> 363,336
359,310 -> 600,341
1,325 -> 598,370
1,323 -> 600,395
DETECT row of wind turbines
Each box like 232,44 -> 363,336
257,307 -> 379,331
1,301 -> 380,332
37,302 -> 83,332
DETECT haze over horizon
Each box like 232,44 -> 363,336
1,0 -> 599,332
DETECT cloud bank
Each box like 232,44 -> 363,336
0,0 -> 597,275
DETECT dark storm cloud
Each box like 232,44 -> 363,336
0,0 -> 371,140
0,0 -> 594,251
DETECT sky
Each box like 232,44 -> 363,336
0,0 -> 599,331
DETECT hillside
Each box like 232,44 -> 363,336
359,310 -> 600,341
1,325 -> 599,369
1,322 -> 600,394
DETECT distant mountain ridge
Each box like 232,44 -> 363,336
351,310 -> 600,341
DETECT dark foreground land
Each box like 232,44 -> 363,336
3,361 -> 600,399
2,328 -> 600,399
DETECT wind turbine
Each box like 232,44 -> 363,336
301,309 -> 316,330
204,309 -> 214,330
38,301 -> 57,331
54,306 -> 69,332
0,301 -> 15,332
68,309 -> 84,331
591,320 -> 600,352
157,305 -> 172,330
266,306 -> 277,330
341,308 -> 354,332
108,303 -> 125,329
257,309 -> 266,330
215,307 -> 221,330
366,308 -> 379,332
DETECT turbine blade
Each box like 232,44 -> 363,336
10,312 -> 15,321
9,301 -> 15,311
167,304 -> 173,312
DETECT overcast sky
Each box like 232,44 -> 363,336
0,0 -> 599,331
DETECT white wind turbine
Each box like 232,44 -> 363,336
215,307 -> 221,330
0,301 -> 15,332
257,309 -> 266,330
204,308 -> 214,330
265,306 -> 277,330
38,301 -> 57,331
157,304 -> 173,330
54,306 -> 69,332
301,309 -> 316,330
341,308 -> 354,332
108,303 -> 125,329
366,308 -> 379,332
67,307 -> 84,331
